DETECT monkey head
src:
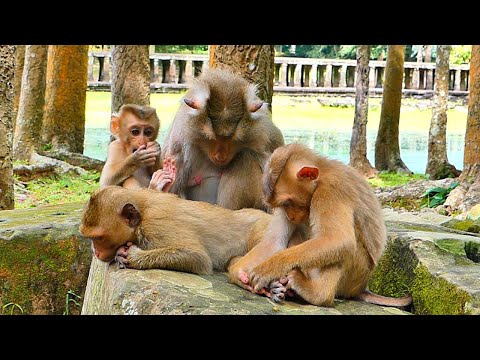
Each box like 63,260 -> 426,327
111,104 -> 160,153
262,144 -> 320,225
181,68 -> 268,167
79,186 -> 141,262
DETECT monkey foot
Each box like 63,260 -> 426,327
269,277 -> 296,303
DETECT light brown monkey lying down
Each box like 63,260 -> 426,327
79,186 -> 270,274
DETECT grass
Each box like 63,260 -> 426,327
368,172 -> 428,188
15,171 -> 100,209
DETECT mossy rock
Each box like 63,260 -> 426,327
0,203 -> 91,315
442,218 -> 480,234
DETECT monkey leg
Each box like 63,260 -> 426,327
286,267 -> 342,307
118,244 -> 213,275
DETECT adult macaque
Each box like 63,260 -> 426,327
100,104 -> 174,191
162,68 -> 284,210
79,186 -> 270,274
228,143 -> 412,308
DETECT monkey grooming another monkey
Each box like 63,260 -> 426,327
228,143 -> 412,308
79,186 -> 271,274
100,104 -> 175,191
162,68 -> 284,211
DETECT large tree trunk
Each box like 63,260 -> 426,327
445,46 -> 480,213
350,45 -> 376,178
12,45 -> 25,131
13,45 -> 48,161
374,45 -> 411,174
42,46 -> 88,153
110,45 -> 150,114
426,45 -> 460,179
209,45 -> 275,105
0,46 -> 16,210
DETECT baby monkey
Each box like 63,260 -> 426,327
100,104 -> 175,191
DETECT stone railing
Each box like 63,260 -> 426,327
88,52 -> 470,96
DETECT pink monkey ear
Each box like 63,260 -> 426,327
184,98 -> 203,110
248,101 -> 264,113
297,166 -> 319,181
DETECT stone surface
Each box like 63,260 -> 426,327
0,202 -> 91,314
82,257 -> 408,315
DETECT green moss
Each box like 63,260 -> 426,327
434,239 -> 467,257
368,173 -> 428,188
465,241 -> 480,263
369,237 -> 416,298
0,236 -> 91,314
412,264 -> 472,315
442,219 -> 480,234
384,197 -> 423,211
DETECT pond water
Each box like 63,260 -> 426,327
84,92 -> 467,174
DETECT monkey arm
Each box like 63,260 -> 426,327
123,244 -> 213,275
100,142 -> 139,187
250,206 -> 356,291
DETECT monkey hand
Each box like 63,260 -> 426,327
149,170 -> 174,192
115,243 -> 132,269
269,277 -> 297,303
130,145 -> 159,168
146,141 -> 161,153
250,262 -> 286,293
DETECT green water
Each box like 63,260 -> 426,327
84,92 -> 468,174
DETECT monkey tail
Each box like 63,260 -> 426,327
356,290 -> 412,308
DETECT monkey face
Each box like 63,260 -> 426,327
121,113 -> 159,152
206,135 -> 238,167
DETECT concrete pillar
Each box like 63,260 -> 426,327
185,60 -> 193,83
169,59 -> 177,84
280,63 -> 288,86
454,69 -> 461,91
369,67 -> 376,88
339,64 -> 347,87
294,64 -> 302,87
88,54 -> 94,81
413,68 -> 420,89
202,59 -> 208,73
309,64 -> 318,87
102,56 -> 110,82
426,69 -> 434,90
162,60 -> 170,83
324,64 -> 332,87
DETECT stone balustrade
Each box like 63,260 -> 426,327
88,52 -> 470,96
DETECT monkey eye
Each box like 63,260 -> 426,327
144,128 -> 153,137
283,199 -> 293,208
131,128 -> 140,136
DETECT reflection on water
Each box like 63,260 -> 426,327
84,127 -> 465,174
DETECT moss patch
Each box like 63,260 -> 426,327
369,236 -> 416,298
412,264 -> 472,315
0,234 -> 91,315
442,218 -> 480,234
384,198 -> 422,211
434,239 -> 467,257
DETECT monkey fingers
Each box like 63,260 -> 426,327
115,245 -> 130,269
269,278 -> 289,303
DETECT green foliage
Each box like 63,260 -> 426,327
368,172 -> 427,188
154,45 -> 208,54
15,171 -> 100,209
63,290 -> 81,315
42,143 -> 53,151
2,302 -> 24,315
420,182 -> 459,208
450,45 -> 472,64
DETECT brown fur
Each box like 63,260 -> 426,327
162,68 -> 284,211
79,186 -> 271,274
100,104 -> 162,190
229,143 -> 412,308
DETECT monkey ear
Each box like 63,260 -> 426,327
184,98 -> 203,110
121,203 -> 141,227
248,101 -> 264,113
110,115 -> 120,136
297,166 -> 319,181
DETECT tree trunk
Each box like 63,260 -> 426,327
350,45 -> 377,178
416,45 -> 423,62
111,45 -> 150,114
424,45 -> 432,62
209,45 -> 275,105
12,45 -> 25,131
13,45 -> 48,161
42,46 -> 88,153
426,45 -> 460,179
462,45 -> 480,181
0,46 -> 16,210
374,45 -> 411,174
